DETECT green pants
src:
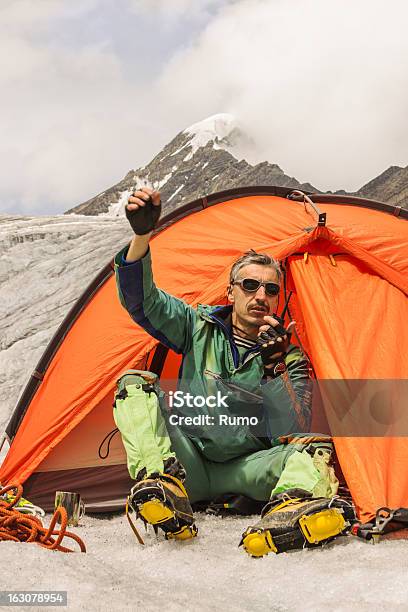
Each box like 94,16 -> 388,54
167,425 -> 297,502
114,380 -> 334,503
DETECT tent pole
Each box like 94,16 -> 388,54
0,433 -> 9,454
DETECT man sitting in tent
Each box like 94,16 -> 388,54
114,187 -> 340,551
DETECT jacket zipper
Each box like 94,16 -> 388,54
206,313 -> 240,369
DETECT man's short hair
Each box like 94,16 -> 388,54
229,249 -> 282,284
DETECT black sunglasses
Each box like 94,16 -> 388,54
232,278 -> 280,296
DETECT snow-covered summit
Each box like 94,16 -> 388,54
180,113 -> 250,162
183,113 -> 238,155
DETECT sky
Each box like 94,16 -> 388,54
1,0 -> 408,215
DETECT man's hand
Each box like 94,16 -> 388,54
126,187 -> 161,235
257,316 -> 296,378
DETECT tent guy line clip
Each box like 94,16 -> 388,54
288,190 -> 327,227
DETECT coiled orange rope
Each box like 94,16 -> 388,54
0,484 -> 86,553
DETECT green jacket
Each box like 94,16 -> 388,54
115,247 -> 312,462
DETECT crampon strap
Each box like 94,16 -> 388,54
125,499 -> 145,545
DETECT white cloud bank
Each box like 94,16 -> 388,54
130,0 -> 222,21
157,0 -> 408,191
1,0 -> 408,214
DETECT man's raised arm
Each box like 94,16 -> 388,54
115,187 -> 195,355
125,186 -> 161,261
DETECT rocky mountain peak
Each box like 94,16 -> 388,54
65,114 -> 408,217
356,165 -> 408,207
65,114 -> 318,217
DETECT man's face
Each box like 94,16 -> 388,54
229,263 -> 280,331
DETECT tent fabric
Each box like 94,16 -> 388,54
290,254 -> 408,518
1,189 -> 407,519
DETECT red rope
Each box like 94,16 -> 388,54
0,484 -> 86,553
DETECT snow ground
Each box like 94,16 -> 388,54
3,511 -> 408,611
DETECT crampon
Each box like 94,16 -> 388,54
240,488 -> 355,557
127,472 -> 197,544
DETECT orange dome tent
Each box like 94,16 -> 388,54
1,186 -> 407,521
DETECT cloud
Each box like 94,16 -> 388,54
0,0 -> 232,214
129,0 -> 222,21
0,1 -> 159,214
1,0 -> 408,214
156,0 -> 408,191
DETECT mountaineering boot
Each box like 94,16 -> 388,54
128,458 -> 197,541
240,489 -> 356,557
